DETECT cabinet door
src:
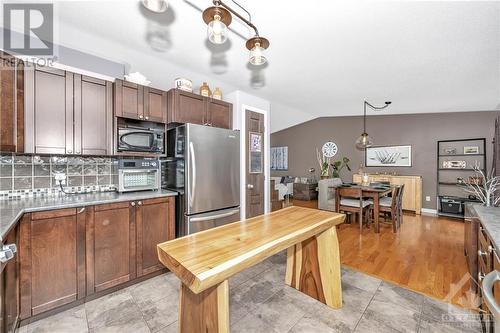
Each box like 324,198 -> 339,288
114,79 -> 144,120
3,222 -> 19,333
207,99 -> 232,129
25,67 -> 73,154
87,202 -> 136,294
0,52 -> 24,153
19,208 -> 85,317
144,87 -> 167,123
74,75 -> 113,155
168,89 -> 205,125
389,177 -> 415,211
136,197 -> 175,277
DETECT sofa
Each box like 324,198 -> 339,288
270,176 -> 294,200
318,178 -> 343,211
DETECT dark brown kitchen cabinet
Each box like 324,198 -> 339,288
0,51 -> 24,153
2,222 -> 19,333
144,87 -> 168,123
86,202 -> 136,294
136,197 -> 175,277
114,80 -> 167,123
167,89 -> 206,125
207,98 -> 232,129
24,67 -> 113,155
167,89 -> 232,129
74,75 -> 113,155
19,208 -> 86,318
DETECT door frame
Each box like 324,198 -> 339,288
240,104 -> 270,219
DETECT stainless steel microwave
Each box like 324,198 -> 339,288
117,126 -> 165,154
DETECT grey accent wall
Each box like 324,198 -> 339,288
270,111 -> 498,210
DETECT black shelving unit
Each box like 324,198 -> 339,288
437,138 -> 487,219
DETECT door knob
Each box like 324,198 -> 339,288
247,184 -> 254,189
131,202 -> 136,206
138,201 -> 143,206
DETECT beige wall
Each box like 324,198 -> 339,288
270,111 -> 498,210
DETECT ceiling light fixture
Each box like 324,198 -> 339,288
142,0 -> 168,13
355,100 -> 392,150
202,0 -> 270,65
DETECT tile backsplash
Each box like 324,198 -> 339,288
0,153 -> 119,198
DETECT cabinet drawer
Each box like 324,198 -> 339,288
478,226 -> 493,281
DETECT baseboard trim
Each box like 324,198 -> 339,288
421,208 -> 437,216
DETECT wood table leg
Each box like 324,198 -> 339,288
179,280 -> 229,333
285,226 -> 343,309
374,194 -> 380,233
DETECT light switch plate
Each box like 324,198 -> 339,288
425,196 -> 431,202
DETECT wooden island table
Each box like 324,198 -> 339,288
157,206 -> 345,333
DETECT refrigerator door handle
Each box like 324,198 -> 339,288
189,209 -> 240,222
189,141 -> 196,207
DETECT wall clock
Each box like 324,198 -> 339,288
322,142 -> 338,158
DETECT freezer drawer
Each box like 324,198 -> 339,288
182,207 -> 240,236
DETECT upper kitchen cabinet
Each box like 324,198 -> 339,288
74,75 -> 113,155
25,66 -> 113,155
207,98 -> 232,129
167,88 -> 233,129
167,89 -> 206,125
0,51 -> 24,153
114,80 -> 167,123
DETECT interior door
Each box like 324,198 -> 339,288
246,110 -> 265,218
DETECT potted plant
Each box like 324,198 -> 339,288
316,148 -> 331,179
331,157 -> 351,179
463,162 -> 500,207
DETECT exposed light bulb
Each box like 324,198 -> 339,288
249,42 -> 267,65
207,15 -> 228,44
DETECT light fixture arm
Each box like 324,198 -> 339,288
214,0 -> 260,36
363,100 -> 391,132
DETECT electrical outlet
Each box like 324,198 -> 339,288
425,196 -> 431,202
54,173 -> 67,185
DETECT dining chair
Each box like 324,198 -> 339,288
377,186 -> 401,232
397,184 -> 405,227
336,187 -> 372,233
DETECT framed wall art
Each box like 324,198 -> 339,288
271,146 -> 288,171
366,145 -> 412,167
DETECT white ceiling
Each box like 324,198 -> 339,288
13,1 -> 500,132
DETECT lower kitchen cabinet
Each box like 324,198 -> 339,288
136,197 -> 175,277
17,197 -> 175,321
19,208 -> 86,318
2,222 -> 19,333
86,202 -> 136,294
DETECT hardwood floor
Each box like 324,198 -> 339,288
291,199 -> 474,309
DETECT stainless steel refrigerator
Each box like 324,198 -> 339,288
166,124 -> 240,236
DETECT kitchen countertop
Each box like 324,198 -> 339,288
472,205 -> 500,252
0,190 -> 177,242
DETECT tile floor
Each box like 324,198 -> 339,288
19,252 -> 481,333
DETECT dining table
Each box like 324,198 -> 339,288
330,183 -> 394,233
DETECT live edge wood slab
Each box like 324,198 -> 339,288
157,206 -> 345,333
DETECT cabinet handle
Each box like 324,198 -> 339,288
67,150 -> 73,154
138,201 -> 143,206
75,151 -> 80,155
488,245 -> 495,253
479,249 -> 488,257
479,272 -> 485,281
145,116 -> 149,120
131,202 -> 136,206
78,207 -> 86,214
139,115 -> 144,119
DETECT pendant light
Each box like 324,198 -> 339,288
202,0 -> 270,65
355,101 -> 392,150
142,0 -> 168,13
203,4 -> 232,45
